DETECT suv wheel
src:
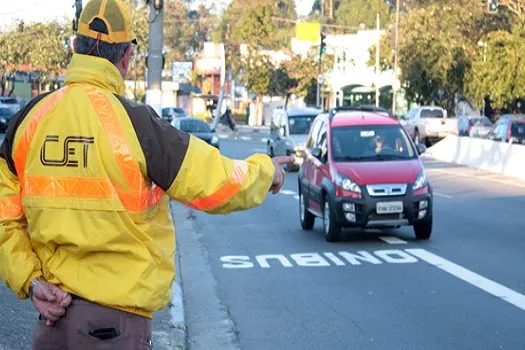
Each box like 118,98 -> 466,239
299,191 -> 315,230
414,219 -> 432,239
323,198 -> 342,242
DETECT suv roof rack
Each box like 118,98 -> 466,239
328,105 -> 395,122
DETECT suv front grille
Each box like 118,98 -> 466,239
366,184 -> 407,197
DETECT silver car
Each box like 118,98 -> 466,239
267,107 -> 322,170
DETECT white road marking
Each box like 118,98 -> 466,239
280,190 -> 296,195
293,195 -> 299,200
261,138 -> 268,143
240,136 -> 251,141
406,249 -> 525,312
433,192 -> 452,199
221,249 -> 420,269
379,236 -> 408,245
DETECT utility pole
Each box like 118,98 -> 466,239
375,13 -> 380,107
146,0 -> 164,116
73,0 -> 82,32
392,0 -> 400,116
316,0 -> 325,109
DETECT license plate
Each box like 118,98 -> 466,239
376,201 -> 403,214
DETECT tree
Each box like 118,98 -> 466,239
239,50 -> 275,125
163,0 -> 218,71
0,21 -> 72,95
335,0 -> 391,29
499,0 -> 525,20
269,66 -> 296,107
372,0 -> 510,112
466,23 -> 525,111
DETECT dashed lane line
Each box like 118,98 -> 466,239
406,249 -> 525,313
433,192 -> 452,199
379,236 -> 408,244
280,190 -> 297,196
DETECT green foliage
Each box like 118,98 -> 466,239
0,21 -> 72,77
335,0 -> 391,29
466,23 -> 525,110
372,0 -> 513,111
164,1 -> 218,63
239,50 -> 274,96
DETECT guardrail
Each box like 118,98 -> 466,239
425,135 -> 525,181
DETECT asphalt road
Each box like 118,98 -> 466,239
180,138 -> 525,350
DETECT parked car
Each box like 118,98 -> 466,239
0,97 -> 21,111
487,114 -> 525,144
0,107 -> 15,132
458,116 -> 492,138
401,106 -> 458,146
298,107 -> 433,242
267,107 -> 322,171
162,107 -> 187,123
172,117 -> 220,149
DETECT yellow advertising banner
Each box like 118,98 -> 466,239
295,22 -> 321,43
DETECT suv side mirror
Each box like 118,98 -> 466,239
416,143 -> 427,155
310,147 -> 322,159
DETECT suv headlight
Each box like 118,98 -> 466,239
413,171 -> 428,191
335,174 -> 361,193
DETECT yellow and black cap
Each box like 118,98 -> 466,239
77,0 -> 137,44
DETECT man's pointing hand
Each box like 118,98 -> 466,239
270,155 -> 296,194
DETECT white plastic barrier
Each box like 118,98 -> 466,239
425,135 -> 525,181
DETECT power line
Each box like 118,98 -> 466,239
270,16 -> 363,32
0,2 -> 46,19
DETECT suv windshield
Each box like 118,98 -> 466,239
289,115 -> 315,135
331,124 -> 416,162
511,122 -> 525,136
470,117 -> 492,126
180,119 -> 211,133
0,98 -> 18,105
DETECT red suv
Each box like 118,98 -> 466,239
298,108 -> 433,242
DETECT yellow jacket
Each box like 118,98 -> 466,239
0,54 -> 275,318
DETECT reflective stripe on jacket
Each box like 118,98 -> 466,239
0,54 -> 275,318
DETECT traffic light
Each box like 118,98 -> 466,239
320,33 -> 327,56
487,0 -> 498,12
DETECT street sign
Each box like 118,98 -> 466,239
317,75 -> 324,84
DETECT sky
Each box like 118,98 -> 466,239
0,0 -> 315,29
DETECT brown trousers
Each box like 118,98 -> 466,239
32,296 -> 152,350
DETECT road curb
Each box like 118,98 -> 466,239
174,204 -> 241,350
150,202 -> 188,350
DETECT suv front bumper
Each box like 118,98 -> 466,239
332,187 -> 433,228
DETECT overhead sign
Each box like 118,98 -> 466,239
295,22 -> 321,43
